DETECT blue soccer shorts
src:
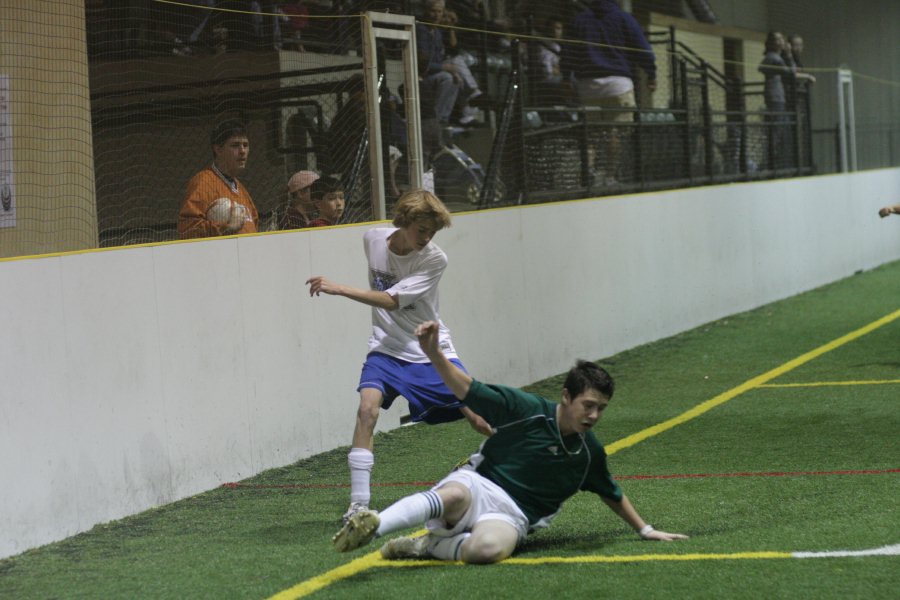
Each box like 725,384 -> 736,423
357,352 -> 468,424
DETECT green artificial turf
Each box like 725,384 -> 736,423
1,261 -> 898,599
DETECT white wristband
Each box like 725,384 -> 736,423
639,524 -> 655,539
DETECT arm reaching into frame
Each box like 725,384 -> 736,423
878,204 -> 900,218
306,275 -> 400,310
416,320 -> 473,401
417,321 -> 491,435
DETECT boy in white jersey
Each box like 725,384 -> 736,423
332,320 -> 688,563
306,190 -> 492,523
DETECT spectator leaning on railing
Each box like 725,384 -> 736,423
759,31 -> 799,170
759,32 -> 792,114
786,34 -> 815,84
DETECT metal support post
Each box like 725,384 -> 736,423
836,68 -> 857,172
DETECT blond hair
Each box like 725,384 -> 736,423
392,189 -> 452,230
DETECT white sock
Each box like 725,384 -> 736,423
375,490 -> 443,536
427,533 -> 471,561
347,448 -> 374,506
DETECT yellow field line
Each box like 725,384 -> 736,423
269,307 -> 900,599
269,548 -> 794,598
267,551 -> 384,600
379,551 -> 792,568
759,379 -> 900,388
605,307 -> 900,456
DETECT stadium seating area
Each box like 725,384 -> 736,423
84,4 -> 815,247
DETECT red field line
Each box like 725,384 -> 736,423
616,468 -> 900,480
222,468 -> 899,490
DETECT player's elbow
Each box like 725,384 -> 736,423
381,293 -> 401,311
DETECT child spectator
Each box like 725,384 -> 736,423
307,176 -> 346,227
275,170 -> 319,230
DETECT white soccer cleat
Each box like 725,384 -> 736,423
332,509 -> 380,552
380,535 -> 430,560
341,501 -> 369,525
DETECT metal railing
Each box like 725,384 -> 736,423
476,28 -> 816,206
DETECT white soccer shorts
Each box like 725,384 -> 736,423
425,467 -> 529,543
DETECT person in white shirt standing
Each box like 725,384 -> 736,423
306,190 -> 492,523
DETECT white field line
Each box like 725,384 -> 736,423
793,543 -> 900,558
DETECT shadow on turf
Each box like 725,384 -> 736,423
850,361 -> 900,369
520,523 -> 725,555
519,530 -> 622,554
254,518 -> 340,546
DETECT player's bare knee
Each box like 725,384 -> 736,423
460,535 -> 513,564
356,402 -> 379,422
356,394 -> 381,425
435,483 -> 470,516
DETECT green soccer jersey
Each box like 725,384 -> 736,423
464,380 -> 623,528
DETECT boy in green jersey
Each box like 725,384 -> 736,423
332,321 -> 688,563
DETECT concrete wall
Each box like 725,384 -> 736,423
2,168 -> 899,559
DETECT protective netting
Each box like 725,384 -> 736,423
1,0 -> 898,259
88,4 -> 378,246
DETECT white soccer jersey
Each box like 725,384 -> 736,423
364,227 -> 457,362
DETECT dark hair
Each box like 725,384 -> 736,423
210,120 -> 248,147
564,360 -> 614,400
543,17 -> 562,33
344,73 -> 366,96
310,175 -> 344,201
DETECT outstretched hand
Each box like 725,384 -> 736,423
415,320 -> 474,401
306,276 -> 340,297
415,320 -> 441,358
644,529 -> 689,542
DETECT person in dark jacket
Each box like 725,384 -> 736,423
562,0 -> 656,185
563,0 -> 656,113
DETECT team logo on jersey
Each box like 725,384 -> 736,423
547,445 -> 560,456
370,268 -> 396,292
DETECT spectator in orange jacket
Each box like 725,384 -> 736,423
178,120 -> 259,239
